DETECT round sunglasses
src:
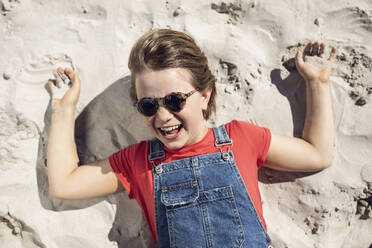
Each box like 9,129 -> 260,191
136,90 -> 197,117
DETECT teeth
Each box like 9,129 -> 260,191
160,125 -> 180,132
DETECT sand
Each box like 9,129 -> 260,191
0,0 -> 371,247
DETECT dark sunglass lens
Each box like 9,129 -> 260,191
137,98 -> 158,116
164,93 -> 185,112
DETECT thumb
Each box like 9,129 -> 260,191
64,68 -> 80,89
328,47 -> 337,65
295,50 -> 305,69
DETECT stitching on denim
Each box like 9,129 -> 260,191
200,203 -> 212,248
167,211 -> 175,248
157,152 -> 235,174
228,189 -> 246,248
162,180 -> 198,191
153,171 -> 161,245
161,183 -> 199,207
229,159 -> 272,243
198,186 -> 234,203
213,124 -> 233,147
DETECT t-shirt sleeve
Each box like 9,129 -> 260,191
109,142 -> 146,199
228,120 -> 271,167
256,126 -> 271,167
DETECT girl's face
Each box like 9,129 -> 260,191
135,68 -> 211,150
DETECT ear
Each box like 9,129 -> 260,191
200,87 -> 212,111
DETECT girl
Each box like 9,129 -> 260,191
47,29 -> 336,247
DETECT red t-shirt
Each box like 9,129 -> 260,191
109,120 -> 271,244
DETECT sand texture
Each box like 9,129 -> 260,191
1,0 -> 372,247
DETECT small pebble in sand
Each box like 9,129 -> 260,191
173,7 -> 181,17
355,97 -> 367,106
13,226 -> 21,235
250,72 -> 257,79
3,72 -> 10,80
349,91 -> 359,100
314,18 -> 323,26
311,222 -> 319,234
224,85 -> 234,94
367,87 -> 372,94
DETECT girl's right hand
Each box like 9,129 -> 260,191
48,67 -> 81,112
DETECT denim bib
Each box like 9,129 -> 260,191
149,124 -> 273,248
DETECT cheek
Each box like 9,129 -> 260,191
142,116 -> 154,130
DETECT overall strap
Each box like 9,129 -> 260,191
148,138 -> 165,161
212,124 -> 233,147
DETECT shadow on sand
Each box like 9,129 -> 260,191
36,76 -> 154,248
258,67 -> 320,184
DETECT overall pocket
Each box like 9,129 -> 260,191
161,180 -> 199,207
161,184 -> 245,248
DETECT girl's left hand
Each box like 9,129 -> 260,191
295,41 -> 337,84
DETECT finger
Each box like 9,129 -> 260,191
295,50 -> 304,68
304,42 -> 313,57
328,47 -> 337,64
313,41 -> 320,56
52,69 -> 63,88
310,42 -> 318,56
319,43 -> 325,56
64,67 -> 80,88
56,69 -> 70,85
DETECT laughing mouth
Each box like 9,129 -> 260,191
159,124 -> 183,136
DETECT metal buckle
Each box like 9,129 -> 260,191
214,140 -> 233,147
155,164 -> 163,174
222,152 -> 230,161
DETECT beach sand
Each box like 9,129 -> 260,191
0,0 -> 371,247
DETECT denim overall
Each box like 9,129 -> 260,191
149,124 -> 273,248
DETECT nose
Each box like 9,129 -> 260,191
155,106 -> 173,122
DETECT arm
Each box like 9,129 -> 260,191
265,42 -> 336,172
47,67 -> 123,200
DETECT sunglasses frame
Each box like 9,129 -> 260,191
136,89 -> 197,117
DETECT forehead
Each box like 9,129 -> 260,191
135,68 -> 194,98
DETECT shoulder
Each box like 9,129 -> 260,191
111,140 -> 149,161
225,120 -> 264,132
225,120 -> 271,143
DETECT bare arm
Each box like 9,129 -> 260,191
265,42 -> 336,172
47,68 -> 123,200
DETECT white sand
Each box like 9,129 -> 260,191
1,0 -> 371,247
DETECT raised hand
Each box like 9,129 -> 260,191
295,42 -> 337,84
48,67 -> 80,111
